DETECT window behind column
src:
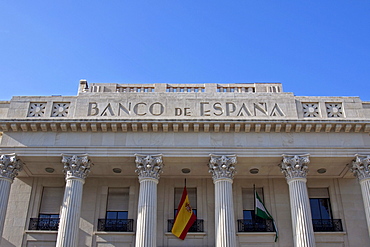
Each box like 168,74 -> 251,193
238,188 -> 274,232
106,187 -> 129,220
174,187 -> 197,216
97,187 -> 133,232
309,188 -> 343,232
168,187 -> 203,232
29,187 -> 63,230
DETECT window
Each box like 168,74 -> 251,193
309,188 -> 343,232
29,187 -> 63,230
242,188 -> 263,220
174,187 -> 197,216
106,187 -> 129,217
238,188 -> 274,232
98,188 -> 133,232
168,187 -> 204,232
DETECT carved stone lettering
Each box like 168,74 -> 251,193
175,108 -> 182,116
213,102 -> 223,116
200,102 -> 211,116
254,103 -> 268,116
86,101 -> 286,118
184,108 -> 191,116
101,103 -> 115,116
133,103 -> 147,116
237,103 -> 252,117
88,102 -> 99,116
118,103 -> 131,116
148,102 -> 164,116
226,102 -> 236,116
270,103 -> 285,116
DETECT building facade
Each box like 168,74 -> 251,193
1,81 -> 370,247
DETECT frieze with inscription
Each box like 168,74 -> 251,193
87,101 -> 286,118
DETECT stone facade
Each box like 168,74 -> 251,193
0,81 -> 370,246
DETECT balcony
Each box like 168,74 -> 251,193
29,217 -> 60,231
312,219 -> 343,232
237,219 -> 275,232
167,219 -> 204,232
97,219 -> 134,232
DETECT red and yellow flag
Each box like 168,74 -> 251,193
171,187 -> 196,240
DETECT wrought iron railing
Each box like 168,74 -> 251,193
312,219 -> 343,232
168,219 -> 204,232
97,219 -> 134,232
237,219 -> 275,232
29,217 -> 60,231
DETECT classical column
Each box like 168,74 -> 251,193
351,154 -> 370,237
135,154 -> 163,247
0,154 -> 23,244
280,154 -> 316,247
208,154 -> 237,247
56,154 -> 92,247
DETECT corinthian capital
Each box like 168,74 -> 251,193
135,154 -> 163,180
351,154 -> 370,181
208,154 -> 237,181
61,154 -> 93,180
0,154 -> 24,181
280,154 -> 310,180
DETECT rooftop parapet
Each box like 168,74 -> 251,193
78,80 -> 283,94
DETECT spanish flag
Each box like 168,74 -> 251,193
171,187 -> 197,240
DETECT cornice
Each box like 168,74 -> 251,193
0,119 -> 370,134
0,146 -> 368,158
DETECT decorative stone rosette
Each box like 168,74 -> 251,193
52,102 -> 70,117
0,154 -> 24,181
326,103 -> 343,118
61,154 -> 93,180
208,154 -> 237,180
28,102 -> 46,117
351,154 -> 370,180
280,154 -> 310,180
135,154 -> 163,180
302,103 -> 319,117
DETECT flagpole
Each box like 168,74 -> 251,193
253,184 -> 256,216
184,178 -> 186,188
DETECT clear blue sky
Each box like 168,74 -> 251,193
1,1 -> 370,101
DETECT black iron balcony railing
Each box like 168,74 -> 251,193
29,217 -> 60,231
237,219 -> 275,232
312,219 -> 343,232
97,219 -> 134,232
167,219 -> 204,232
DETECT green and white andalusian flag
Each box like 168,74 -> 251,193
255,191 -> 278,242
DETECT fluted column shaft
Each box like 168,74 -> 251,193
280,154 -> 316,247
135,178 -> 158,247
214,178 -> 236,247
56,177 -> 84,247
209,154 -> 237,247
0,154 -> 23,245
288,178 -> 315,247
56,154 -> 92,247
135,154 -> 163,247
360,178 -> 370,236
351,154 -> 370,237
